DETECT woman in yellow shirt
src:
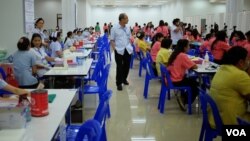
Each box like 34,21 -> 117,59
156,38 -> 172,76
209,46 -> 250,126
137,31 -> 150,56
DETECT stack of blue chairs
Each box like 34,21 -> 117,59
66,90 -> 112,141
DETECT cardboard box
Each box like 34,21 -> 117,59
0,98 -> 27,129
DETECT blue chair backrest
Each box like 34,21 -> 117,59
160,64 -> 174,88
139,49 -> 145,60
96,64 -> 110,94
94,102 -> 107,126
0,67 -> 7,80
75,119 -> 101,141
237,117 -> 250,125
199,89 -> 223,134
91,56 -> 105,81
145,52 -> 157,78
187,49 -> 196,56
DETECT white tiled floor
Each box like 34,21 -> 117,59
85,54 -> 221,141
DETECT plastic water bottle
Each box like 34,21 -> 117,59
203,51 -> 210,67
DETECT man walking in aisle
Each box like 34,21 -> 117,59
110,13 -> 133,91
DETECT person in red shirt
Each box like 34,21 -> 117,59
211,31 -> 231,64
244,31 -> 250,58
167,39 -> 198,111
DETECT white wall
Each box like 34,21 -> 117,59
244,0 -> 250,11
160,0 -> 226,33
0,0 -> 25,55
161,0 -> 183,26
77,0 -> 92,28
91,6 -> 161,32
34,0 -> 62,30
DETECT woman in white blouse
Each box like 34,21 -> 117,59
30,33 -> 56,77
64,31 -> 74,50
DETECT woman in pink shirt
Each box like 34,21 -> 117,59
211,31 -> 231,64
133,22 -> 139,34
144,23 -> 152,38
244,31 -> 250,58
156,20 -> 169,38
233,31 -> 247,47
150,33 -> 164,62
167,39 -> 198,111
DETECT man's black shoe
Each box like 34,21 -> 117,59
117,85 -> 123,91
123,80 -> 129,85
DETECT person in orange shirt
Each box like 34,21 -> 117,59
150,33 -> 164,62
199,33 -> 212,56
233,31 -> 247,47
156,20 -> 169,38
133,22 -> 139,34
211,31 -> 231,64
167,39 -> 198,111
192,29 -> 203,42
244,31 -> 250,58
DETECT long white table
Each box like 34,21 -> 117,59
0,89 -> 77,141
44,58 -> 93,77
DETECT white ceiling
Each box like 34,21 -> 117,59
88,0 -> 226,6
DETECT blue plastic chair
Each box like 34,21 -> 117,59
237,117 -> 250,125
75,119 -> 101,141
79,64 -> 111,118
187,49 -> 196,56
199,88 -> 223,141
143,52 -> 161,99
158,64 -> 192,114
0,67 -> 7,80
138,50 -> 146,77
93,90 -> 112,141
130,44 -> 138,69
0,67 -> 12,96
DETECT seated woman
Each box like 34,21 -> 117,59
211,31 -> 231,64
137,31 -> 150,56
233,31 -> 247,47
244,31 -> 250,58
199,33 -> 212,56
156,38 -> 172,76
209,46 -> 250,126
30,33 -> 56,78
167,39 -> 198,111
13,37 -> 38,88
0,79 -> 28,96
50,32 -> 63,60
150,33 -> 164,63
64,31 -> 74,50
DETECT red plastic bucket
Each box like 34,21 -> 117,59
31,89 -> 49,117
